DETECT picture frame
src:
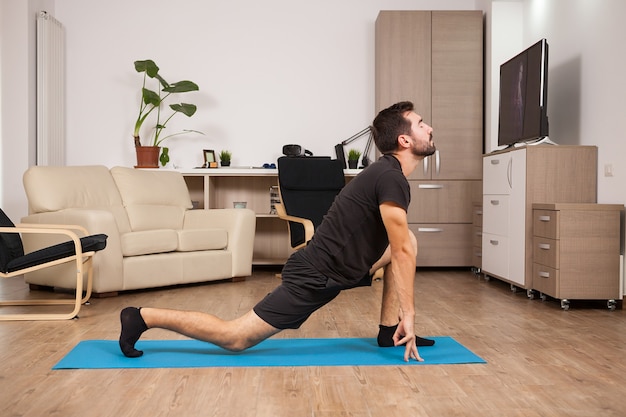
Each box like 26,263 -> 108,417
203,149 -> 217,168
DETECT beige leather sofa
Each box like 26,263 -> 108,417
20,165 -> 256,295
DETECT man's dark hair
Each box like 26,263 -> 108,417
371,101 -> 414,154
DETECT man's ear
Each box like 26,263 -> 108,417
398,134 -> 411,149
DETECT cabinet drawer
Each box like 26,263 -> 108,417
482,232 -> 509,279
483,154 -> 511,194
409,223 -> 473,266
533,237 -> 558,268
408,181 -> 475,223
482,195 -> 509,235
533,209 -> 558,238
532,263 -> 558,297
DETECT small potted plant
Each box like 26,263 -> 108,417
347,149 -> 361,169
219,150 -> 232,167
133,59 -> 203,168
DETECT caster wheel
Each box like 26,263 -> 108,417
608,300 -> 617,311
483,274 -> 490,282
560,299 -> 570,311
510,284 -> 518,293
527,289 -> 536,300
540,293 -> 547,301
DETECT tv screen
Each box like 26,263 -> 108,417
498,39 -> 549,147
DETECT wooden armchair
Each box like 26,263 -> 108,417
0,209 -> 107,321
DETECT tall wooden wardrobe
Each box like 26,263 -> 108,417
375,10 -> 484,266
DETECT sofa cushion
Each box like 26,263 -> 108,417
177,229 -> 227,251
22,165 -> 132,233
120,230 -> 178,256
23,165 -> 124,212
111,167 -> 193,231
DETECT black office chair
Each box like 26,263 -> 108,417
0,209 -> 107,320
275,156 -> 345,250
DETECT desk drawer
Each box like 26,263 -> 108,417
533,209 -> 559,238
532,263 -> 558,297
533,236 -> 558,268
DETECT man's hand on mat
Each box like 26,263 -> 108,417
394,319 -> 423,362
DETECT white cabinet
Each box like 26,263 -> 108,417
482,149 -> 526,286
481,146 -> 597,289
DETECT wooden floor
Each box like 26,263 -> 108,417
1,267 -> 625,417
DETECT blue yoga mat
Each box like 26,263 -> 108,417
52,337 -> 485,369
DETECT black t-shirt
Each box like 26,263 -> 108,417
300,154 -> 410,287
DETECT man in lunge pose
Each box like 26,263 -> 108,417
120,101 -> 436,362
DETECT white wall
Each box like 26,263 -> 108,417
57,0 -> 475,170
2,0 -> 625,218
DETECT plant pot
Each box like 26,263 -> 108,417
135,146 -> 160,168
348,160 -> 358,169
221,161 -> 231,167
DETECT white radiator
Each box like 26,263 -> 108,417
36,11 -> 66,166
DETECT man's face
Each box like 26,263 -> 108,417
404,112 -> 435,157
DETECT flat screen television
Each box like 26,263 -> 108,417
498,38 -> 550,147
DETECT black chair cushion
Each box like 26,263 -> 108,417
0,209 -> 25,272
4,234 -> 108,274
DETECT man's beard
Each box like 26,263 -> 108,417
412,137 -> 436,157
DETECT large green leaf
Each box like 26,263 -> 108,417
163,80 -> 199,94
134,60 -> 159,78
142,88 -> 161,106
169,103 -> 197,117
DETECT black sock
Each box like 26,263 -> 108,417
119,307 -> 148,357
377,324 -> 435,347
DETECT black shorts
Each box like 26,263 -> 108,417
253,251 -> 372,330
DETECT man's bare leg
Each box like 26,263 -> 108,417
119,307 -> 280,357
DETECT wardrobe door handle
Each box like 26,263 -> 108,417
539,215 -> 551,222
489,239 -> 499,246
538,243 -> 551,250
418,227 -> 444,233
539,271 -> 550,278
418,184 -> 444,189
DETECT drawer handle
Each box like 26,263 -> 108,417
418,184 -> 444,189
475,231 -> 482,237
538,243 -> 551,250
489,239 -> 499,246
539,215 -> 551,222
539,271 -> 550,278
476,210 -> 483,215
418,227 -> 444,233
490,200 -> 500,206
490,159 -> 500,165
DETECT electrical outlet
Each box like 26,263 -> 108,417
604,164 -> 614,177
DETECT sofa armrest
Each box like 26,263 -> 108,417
21,209 -> 124,293
183,208 -> 256,277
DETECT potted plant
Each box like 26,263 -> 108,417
133,59 -> 202,168
347,149 -> 361,169
219,150 -> 232,167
